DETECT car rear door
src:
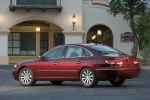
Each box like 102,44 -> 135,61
60,46 -> 85,80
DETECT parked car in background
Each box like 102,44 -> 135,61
12,44 -> 140,87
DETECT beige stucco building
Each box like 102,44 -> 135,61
0,0 -> 133,64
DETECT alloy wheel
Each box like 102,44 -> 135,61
80,68 -> 97,87
19,68 -> 36,86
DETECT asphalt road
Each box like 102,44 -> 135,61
0,65 -> 150,100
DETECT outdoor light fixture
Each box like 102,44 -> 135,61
72,13 -> 77,31
36,27 -> 40,32
97,30 -> 102,35
92,30 -> 102,39
92,30 -> 102,44
92,35 -> 96,40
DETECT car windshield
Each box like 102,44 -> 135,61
89,45 -> 123,55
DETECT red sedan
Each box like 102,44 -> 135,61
12,44 -> 140,87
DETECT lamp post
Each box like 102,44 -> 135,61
72,13 -> 76,31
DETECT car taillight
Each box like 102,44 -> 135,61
105,60 -> 123,66
133,58 -> 139,65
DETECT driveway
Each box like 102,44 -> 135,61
0,65 -> 150,100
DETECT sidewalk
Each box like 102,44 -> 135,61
140,66 -> 150,70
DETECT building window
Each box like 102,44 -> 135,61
16,0 -> 57,5
8,32 -> 36,56
54,33 -> 65,46
40,32 -> 48,55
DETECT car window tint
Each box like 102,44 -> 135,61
65,46 -> 83,58
44,46 -> 65,59
89,45 -> 122,55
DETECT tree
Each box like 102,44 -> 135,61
108,0 -> 150,57
139,15 -> 150,59
139,12 -> 150,50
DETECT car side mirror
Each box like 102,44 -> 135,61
39,55 -> 45,60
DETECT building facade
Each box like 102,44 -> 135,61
0,0 -> 133,64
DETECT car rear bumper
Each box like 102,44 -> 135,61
95,66 -> 141,80
115,67 -> 140,79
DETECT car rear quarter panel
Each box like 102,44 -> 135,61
90,58 -> 116,80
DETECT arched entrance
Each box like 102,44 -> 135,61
9,20 -> 64,63
86,25 -> 113,47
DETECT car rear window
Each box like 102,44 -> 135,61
89,45 -> 122,55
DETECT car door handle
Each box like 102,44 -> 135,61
77,61 -> 81,64
54,62 -> 58,65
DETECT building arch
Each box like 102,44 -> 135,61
8,17 -> 65,64
86,24 -> 114,47
8,17 -> 64,31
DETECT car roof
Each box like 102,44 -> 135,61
60,43 -> 103,47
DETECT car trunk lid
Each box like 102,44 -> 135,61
104,54 -> 139,68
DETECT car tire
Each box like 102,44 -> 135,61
80,68 -> 98,87
19,68 -> 36,86
109,79 -> 125,86
50,81 -> 63,85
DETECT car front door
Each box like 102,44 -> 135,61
35,46 -> 65,80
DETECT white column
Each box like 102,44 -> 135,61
62,31 -> 85,44
0,30 -> 10,65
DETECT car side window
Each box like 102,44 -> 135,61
44,46 -> 65,59
65,46 -> 83,58
84,49 -> 92,56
